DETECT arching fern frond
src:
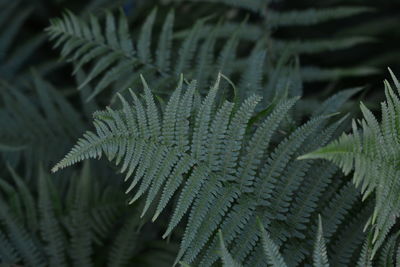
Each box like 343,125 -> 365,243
300,69 -> 400,258
46,9 -> 304,105
52,74 -> 359,265
47,9 -> 225,101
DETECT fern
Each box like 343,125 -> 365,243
46,10 -> 217,101
0,164 -> 177,266
0,0 -> 47,81
313,216 -> 329,267
300,69 -> 400,258
3,1 -> 399,267
52,74 -> 366,265
172,1 -> 377,82
218,230 -> 243,267
46,9 -> 308,106
0,72 -> 85,175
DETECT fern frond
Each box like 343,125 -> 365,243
0,199 -> 45,266
66,165 -> 93,267
267,7 -> 373,27
300,70 -> 400,258
107,214 -> 140,267
50,70 -> 361,266
46,10 -> 244,101
378,231 -> 399,267
47,10 -> 135,100
7,165 -> 38,232
38,168 -> 67,266
275,37 -> 374,55
301,66 -> 379,82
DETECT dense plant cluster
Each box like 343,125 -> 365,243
1,0 -> 399,266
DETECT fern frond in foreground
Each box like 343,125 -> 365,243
300,69 -> 400,258
53,73 -> 367,265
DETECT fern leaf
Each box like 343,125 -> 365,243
163,166 -> 210,238
199,198 -> 256,266
38,169 -> 67,267
107,214 -> 140,267
237,98 -> 298,191
175,19 -> 204,75
0,231 -> 19,264
218,230 -> 243,267
67,165 -> 93,267
194,24 -> 218,89
269,118 -> 345,221
356,238 -> 373,267
219,94 -> 262,180
192,75 -> 220,160
238,49 -> 265,101
0,199 -> 45,266
287,162 -> 338,238
138,8 -> 157,63
301,66 -> 379,82
177,185 -> 239,264
300,71 -> 400,258
156,10 -> 174,72
216,25 -> 240,77
330,202 -> 372,266
258,219 -> 288,267
7,165 -> 38,232
267,7 -> 373,27
228,215 -> 260,263
313,216 -> 329,267
275,37 -> 374,55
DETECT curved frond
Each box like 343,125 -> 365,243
300,71 -> 400,257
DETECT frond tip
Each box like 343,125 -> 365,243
218,230 -> 243,267
313,215 -> 330,267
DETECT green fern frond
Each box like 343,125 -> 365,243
66,165 -> 93,267
46,9 -> 135,100
300,70 -> 400,258
52,73 -> 359,265
258,219 -> 288,267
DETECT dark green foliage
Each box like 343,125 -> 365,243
0,165 -> 177,266
1,0 -> 400,266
